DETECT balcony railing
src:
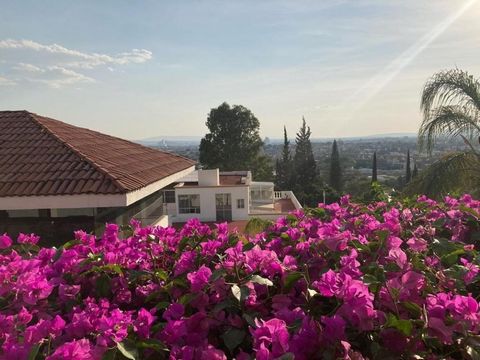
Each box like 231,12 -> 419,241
274,191 -> 302,210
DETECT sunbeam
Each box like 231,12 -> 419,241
348,0 -> 479,111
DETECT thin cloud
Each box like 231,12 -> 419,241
13,62 -> 45,73
0,39 -> 152,68
0,76 -> 15,86
0,39 -> 153,87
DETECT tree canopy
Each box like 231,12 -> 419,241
199,102 -> 271,179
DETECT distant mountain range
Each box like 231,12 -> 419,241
135,133 -> 417,146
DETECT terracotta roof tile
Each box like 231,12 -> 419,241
0,111 -> 195,197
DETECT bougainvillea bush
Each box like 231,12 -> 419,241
1,195 -> 480,359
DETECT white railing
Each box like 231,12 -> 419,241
249,190 -> 302,215
274,191 -> 302,209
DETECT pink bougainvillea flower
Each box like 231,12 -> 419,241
134,308 -> 156,339
0,233 -> 12,249
187,265 -> 212,292
17,233 -> 40,245
251,318 -> 290,357
1,195 -> 480,359
46,339 -> 98,360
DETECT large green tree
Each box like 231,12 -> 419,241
408,69 -> 480,197
372,151 -> 378,183
329,140 -> 342,192
275,126 -> 292,189
199,102 -> 269,177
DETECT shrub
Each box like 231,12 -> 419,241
0,195 -> 480,359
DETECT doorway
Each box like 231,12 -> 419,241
215,193 -> 232,222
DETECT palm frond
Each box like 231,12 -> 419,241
421,69 -> 480,118
404,151 -> 480,198
418,105 -> 480,152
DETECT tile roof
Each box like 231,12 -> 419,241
219,175 -> 244,185
0,111 -> 196,197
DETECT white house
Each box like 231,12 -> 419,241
166,169 -> 302,224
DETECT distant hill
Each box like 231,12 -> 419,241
136,136 -> 202,147
134,133 -> 417,146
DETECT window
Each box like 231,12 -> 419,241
178,194 -> 201,214
163,190 -> 176,203
237,199 -> 245,209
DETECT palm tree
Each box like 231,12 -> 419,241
409,69 -> 480,197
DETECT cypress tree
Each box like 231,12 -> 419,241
406,150 -> 412,183
293,117 -> 318,205
329,139 -> 342,191
372,151 -> 378,183
412,162 -> 418,179
275,126 -> 292,189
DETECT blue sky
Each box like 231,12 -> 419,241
1,0 -> 479,140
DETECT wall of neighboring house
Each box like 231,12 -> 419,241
173,185 -> 249,223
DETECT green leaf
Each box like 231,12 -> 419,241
309,207 -> 327,220
277,353 -> 295,360
155,270 -> 169,281
362,274 -> 380,285
242,242 -> 255,251
441,249 -> 465,267
179,293 -> 197,305
250,275 -> 273,287
384,262 -> 401,273
231,284 -> 242,302
28,343 -> 41,360
116,341 -> 138,360
385,313 -> 413,336
63,239 -> 81,249
155,301 -> 171,310
210,269 -> 226,282
466,345 -> 480,360
283,272 -> 304,291
102,264 -> 124,276
137,339 -> 168,352
231,284 -> 249,302
178,237 -> 191,252
351,240 -> 370,253
459,204 -> 480,219
52,247 -> 63,263
432,237 -> 464,258
213,299 -> 237,313
376,229 -> 390,243
96,274 -> 111,298
83,264 -> 124,277
101,349 -> 117,360
307,288 -> 318,298
221,328 -> 246,352
401,301 -> 422,318
145,290 -> 163,303
242,313 -> 256,327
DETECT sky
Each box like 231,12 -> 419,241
1,0 -> 480,140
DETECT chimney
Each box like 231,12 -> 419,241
198,169 -> 219,186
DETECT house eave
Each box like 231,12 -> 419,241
0,165 -> 196,210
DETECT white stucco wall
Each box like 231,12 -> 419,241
152,215 -> 169,228
173,186 -> 249,222
198,169 -> 220,186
